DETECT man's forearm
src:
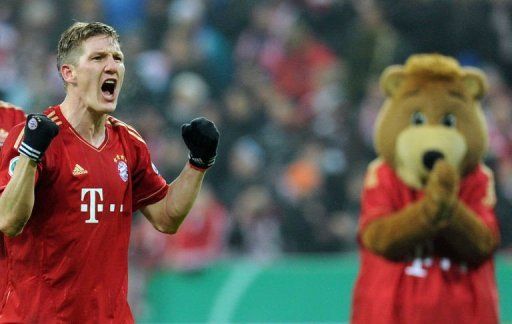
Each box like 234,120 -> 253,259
164,164 -> 205,225
141,164 -> 206,234
0,155 -> 37,236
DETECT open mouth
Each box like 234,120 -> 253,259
101,79 -> 117,98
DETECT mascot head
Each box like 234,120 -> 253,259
374,53 -> 489,188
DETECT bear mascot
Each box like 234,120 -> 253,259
351,54 -> 500,324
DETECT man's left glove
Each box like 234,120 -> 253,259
18,114 -> 60,162
181,117 -> 219,170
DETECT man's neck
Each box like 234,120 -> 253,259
60,96 -> 107,148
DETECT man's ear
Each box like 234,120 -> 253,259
60,64 -> 76,84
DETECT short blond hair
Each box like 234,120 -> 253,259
57,22 -> 119,72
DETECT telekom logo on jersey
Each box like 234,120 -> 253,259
80,188 -> 124,223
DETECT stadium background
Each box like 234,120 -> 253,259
1,0 -> 511,322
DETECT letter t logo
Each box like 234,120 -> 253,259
81,188 -> 104,223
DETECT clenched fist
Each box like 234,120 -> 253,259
19,114 -> 60,162
181,117 -> 219,170
423,160 -> 460,226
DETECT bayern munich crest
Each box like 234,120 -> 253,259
28,117 -> 38,130
114,154 -> 128,182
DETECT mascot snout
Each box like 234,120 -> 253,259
423,150 -> 444,170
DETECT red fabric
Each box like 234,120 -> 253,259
351,161 -> 500,324
0,102 -> 25,314
0,102 -> 25,148
0,106 -> 167,323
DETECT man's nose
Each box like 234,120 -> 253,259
104,57 -> 119,73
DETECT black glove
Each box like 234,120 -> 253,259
181,117 -> 219,170
18,114 -> 59,162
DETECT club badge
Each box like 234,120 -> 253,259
28,117 -> 38,130
114,154 -> 128,182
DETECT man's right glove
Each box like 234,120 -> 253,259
181,117 -> 219,170
18,114 -> 60,162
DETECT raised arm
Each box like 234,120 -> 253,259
0,114 -> 59,236
141,117 -> 218,234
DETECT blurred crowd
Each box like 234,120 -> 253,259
1,0 -> 512,300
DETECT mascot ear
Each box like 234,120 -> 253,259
380,66 -> 405,97
462,67 -> 488,100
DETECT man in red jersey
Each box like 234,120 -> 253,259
0,100 -> 25,310
0,22 -> 218,322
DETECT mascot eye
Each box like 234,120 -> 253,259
442,113 -> 457,127
411,111 -> 426,125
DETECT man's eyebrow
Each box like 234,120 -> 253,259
90,50 -> 124,57
89,50 -> 107,56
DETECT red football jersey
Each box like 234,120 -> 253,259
0,106 -> 167,323
0,101 -> 25,315
351,160 -> 500,324
0,101 -> 25,149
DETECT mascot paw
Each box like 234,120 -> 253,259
424,160 -> 460,224
430,160 -> 459,193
